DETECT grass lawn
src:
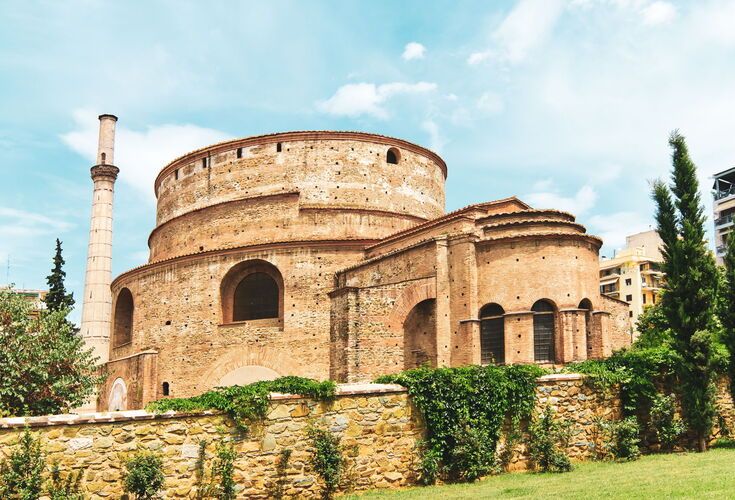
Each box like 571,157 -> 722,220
348,444 -> 735,499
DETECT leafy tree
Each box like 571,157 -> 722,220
634,302 -> 673,349
651,130 -> 720,451
0,288 -> 102,416
43,239 -> 74,314
0,428 -> 45,499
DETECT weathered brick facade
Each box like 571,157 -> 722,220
99,131 -> 630,410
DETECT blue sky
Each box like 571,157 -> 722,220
1,0 -> 735,323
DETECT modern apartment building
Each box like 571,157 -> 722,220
713,167 -> 735,264
599,230 -> 664,334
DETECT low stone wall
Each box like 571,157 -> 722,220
0,375 -> 631,498
0,384 -> 422,499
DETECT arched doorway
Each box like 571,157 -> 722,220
579,298 -> 593,357
403,299 -> 437,369
532,299 -> 556,363
479,303 -> 505,365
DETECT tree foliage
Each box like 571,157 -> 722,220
43,239 -> 74,314
721,235 -> 735,403
123,451 -> 165,500
0,288 -> 102,416
651,130 -> 720,451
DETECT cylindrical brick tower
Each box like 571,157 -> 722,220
80,114 -> 119,365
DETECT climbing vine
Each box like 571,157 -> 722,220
146,376 -> 336,433
376,364 -> 545,484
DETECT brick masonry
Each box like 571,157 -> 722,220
99,131 -> 631,411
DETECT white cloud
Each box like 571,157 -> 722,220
587,211 -> 652,251
402,42 -> 426,60
317,82 -> 437,119
61,109 -> 232,201
477,91 -> 505,114
641,1 -> 677,25
445,93 -> 459,101
421,119 -> 447,153
525,184 -> 597,215
470,0 -> 564,65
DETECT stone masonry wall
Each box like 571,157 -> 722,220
0,376 -> 651,499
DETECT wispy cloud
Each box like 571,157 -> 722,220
525,184 -> 597,215
402,42 -> 426,60
61,109 -> 232,201
421,119 -> 446,153
317,82 -> 437,119
641,1 -> 677,25
468,0 -> 565,65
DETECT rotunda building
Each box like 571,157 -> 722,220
95,130 -> 630,411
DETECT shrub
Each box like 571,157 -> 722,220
307,424 -> 343,499
47,462 -> 83,500
650,393 -> 685,451
211,441 -> 237,500
526,406 -> 572,473
602,417 -> 641,461
123,451 -> 165,500
0,428 -> 45,499
376,364 -> 544,483
147,376 -> 336,434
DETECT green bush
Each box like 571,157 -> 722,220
376,364 -> 544,484
650,393 -> 685,451
211,442 -> 237,500
123,451 -> 165,500
602,417 -> 641,461
147,376 -> 336,433
526,406 -> 572,473
0,428 -> 45,499
307,424 -> 343,499
47,462 -> 83,500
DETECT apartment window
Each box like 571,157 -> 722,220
642,294 -> 647,304
625,278 -> 632,286
625,294 -> 633,302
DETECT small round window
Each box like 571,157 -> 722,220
387,147 -> 400,164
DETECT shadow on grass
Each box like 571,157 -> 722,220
711,438 -> 735,449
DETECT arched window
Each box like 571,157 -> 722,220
162,382 -> 170,396
221,260 -> 284,325
387,147 -> 400,164
403,299 -> 437,369
100,152 -> 106,164
113,288 -> 134,347
233,272 -> 279,321
532,299 -> 556,363
480,303 -> 504,365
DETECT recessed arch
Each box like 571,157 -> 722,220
221,259 -> 284,325
532,299 -> 556,363
108,377 -> 128,412
479,303 -> 505,365
387,147 -> 401,165
579,298 -> 593,356
113,288 -> 134,347
218,365 -> 280,387
403,298 -> 437,369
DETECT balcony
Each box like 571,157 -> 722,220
715,214 -> 735,228
714,186 -> 735,201
717,245 -> 727,256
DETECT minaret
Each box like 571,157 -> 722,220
80,114 -> 119,365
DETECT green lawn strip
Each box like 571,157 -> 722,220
347,448 -> 735,499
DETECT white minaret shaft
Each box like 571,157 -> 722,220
80,114 -> 119,365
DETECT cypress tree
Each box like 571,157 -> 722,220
652,130 -> 719,452
44,238 -> 75,313
721,236 -> 735,403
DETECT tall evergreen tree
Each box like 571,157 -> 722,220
44,238 -> 74,313
721,235 -> 735,402
652,130 -> 719,452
